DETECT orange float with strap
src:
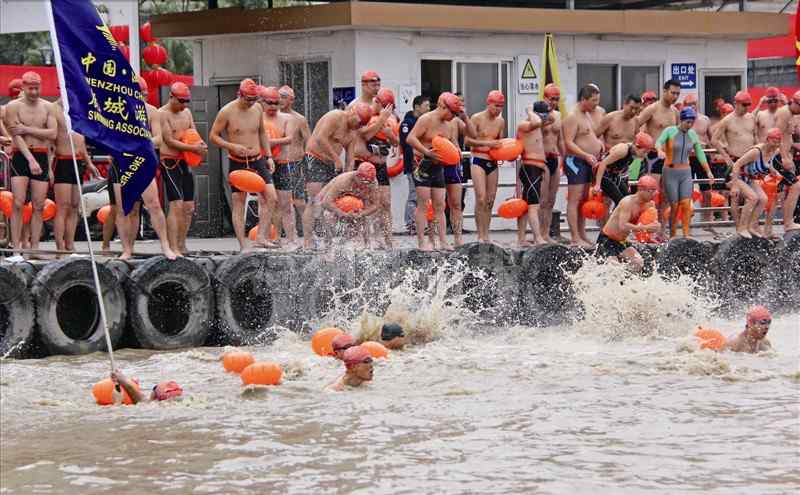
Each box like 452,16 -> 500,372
497,198 -> 528,219
0,191 -> 12,217
361,341 -> 389,359
311,327 -> 344,356
223,350 -> 255,373
580,192 -> 607,220
335,195 -> 364,213
694,326 -> 727,351
180,128 -> 205,167
488,138 -> 523,162
387,158 -> 404,177
633,206 -> 658,243
229,169 -> 266,193
96,205 -> 112,224
42,199 -> 57,222
241,362 -> 283,386
432,136 -> 461,166
92,377 -> 140,405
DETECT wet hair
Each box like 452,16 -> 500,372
578,84 -> 600,101
625,94 -> 642,105
413,95 -> 429,108
664,79 -> 681,90
381,323 -> 405,341
454,92 -> 463,97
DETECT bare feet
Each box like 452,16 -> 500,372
570,239 -> 593,249
438,243 -> 454,251
785,223 -> 800,232
517,240 -> 534,248
737,229 -> 752,239
419,240 -> 433,251
453,237 -> 464,247
748,227 -> 763,238
162,247 -> 178,260
118,251 -> 133,260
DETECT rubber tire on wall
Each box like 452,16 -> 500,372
125,257 -> 214,350
712,236 -> 775,310
215,252 -> 297,344
519,244 -> 584,327
454,242 -> 518,324
0,265 -> 35,357
31,258 -> 125,355
656,238 -> 713,280
777,229 -> 800,310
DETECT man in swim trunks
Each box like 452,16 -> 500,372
723,305 -> 773,353
465,90 -> 505,244
302,102 -> 375,249
259,86 -> 295,247
2,71 -> 57,259
712,91 -> 758,229
278,85 -> 311,228
593,131 -> 654,207
655,108 -> 713,239
516,101 -> 550,247
326,345 -> 374,391
400,95 -> 430,235
332,333 -> 356,360
50,98 -> 100,253
317,162 -> 380,244
111,369 -> 184,404
210,78 -> 277,251
563,84 -> 604,247
595,174 -> 660,272
597,94 -> 642,148
637,79 -> 681,241
352,87 -> 396,248
771,90 -> 800,233
540,84 -> 566,243
442,96 -> 473,247
406,92 -> 467,251
380,323 -> 406,350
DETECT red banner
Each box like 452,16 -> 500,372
796,5 -> 800,79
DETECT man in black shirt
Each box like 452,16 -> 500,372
400,95 -> 430,234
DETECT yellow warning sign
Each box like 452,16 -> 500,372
521,59 -> 537,79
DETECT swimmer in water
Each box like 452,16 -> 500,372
380,323 -> 406,350
724,305 -> 773,353
332,333 -> 356,360
326,346 -> 374,391
110,370 -> 183,404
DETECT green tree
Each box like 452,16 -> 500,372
0,32 -> 52,66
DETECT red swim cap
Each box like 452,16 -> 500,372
683,93 -> 698,105
21,71 -> 41,86
544,83 -> 561,98
332,334 -> 356,352
152,381 -> 183,401
238,78 -> 258,98
734,91 -> 752,105
279,85 -> 294,98
342,345 -> 372,369
356,161 -> 376,182
637,174 -> 659,190
352,101 -> 373,125
487,90 -> 505,106
376,87 -> 395,107
746,305 -> 772,324
720,103 -> 734,116
170,81 -> 191,99
8,79 -> 22,98
138,77 -> 148,93
641,90 -> 657,102
634,132 -> 654,150
260,86 -> 280,101
766,127 -> 782,143
765,87 -> 780,98
441,92 -> 463,113
361,70 -> 380,83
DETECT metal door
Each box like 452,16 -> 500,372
185,86 -> 222,237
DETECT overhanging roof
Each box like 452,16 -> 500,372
152,1 -> 789,40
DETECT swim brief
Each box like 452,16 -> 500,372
595,232 -> 630,259
545,153 -> 559,175
471,156 -> 498,176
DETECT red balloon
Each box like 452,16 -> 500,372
151,67 -> 173,87
109,25 -> 129,43
142,43 -> 168,67
118,43 -> 130,61
140,21 -> 154,43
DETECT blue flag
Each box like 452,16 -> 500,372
46,0 -> 156,214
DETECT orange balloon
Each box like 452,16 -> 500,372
248,225 -> 278,242
432,136 -> 461,166
488,138 -> 523,161
92,377 -> 140,405
694,327 -> 727,351
710,192 -> 726,208
180,128 -> 204,167
0,191 -> 12,218
426,200 -> 434,222
229,169 -> 266,193
22,203 -> 32,224
97,205 -> 112,225
265,122 -> 282,158
637,206 -> 658,226
581,193 -> 607,220
42,199 -> 57,222
311,327 -> 344,356
634,230 -> 652,243
361,341 -> 389,359
241,362 -> 283,386
335,195 -> 364,213
497,198 -> 528,219
223,350 -> 255,373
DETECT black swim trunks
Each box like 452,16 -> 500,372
273,159 -> 307,199
471,156 -> 498,176
545,153 -> 559,175
564,155 -> 592,185
600,171 -> 630,206
229,155 -> 273,193
10,150 -> 49,182
413,157 -> 445,189
53,157 -> 85,185
519,162 -> 544,206
595,232 -> 630,259
161,157 -> 195,202
305,153 -> 337,185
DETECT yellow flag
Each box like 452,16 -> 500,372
539,33 -> 566,114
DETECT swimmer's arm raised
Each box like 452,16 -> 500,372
517,109 -> 542,133
460,112 -> 478,140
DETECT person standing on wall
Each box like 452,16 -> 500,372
400,95 -> 430,235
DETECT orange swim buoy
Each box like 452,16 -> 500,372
42,199 -> 57,222
241,362 -> 283,386
488,138 -> 523,162
265,122 -> 282,158
692,189 -> 702,203
369,115 -> 391,141
222,350 -> 255,373
180,128 -> 205,167
426,200 -> 434,222
335,195 -> 364,213
694,326 -> 727,351
710,192 -> 726,208
432,136 -> 461,166
92,377 -> 140,405
311,327 -> 344,356
581,192 -> 607,220
21,203 -> 33,224
0,191 -> 12,217
361,341 -> 389,359
97,205 -> 112,225
229,169 -> 266,193
387,159 -> 404,178
247,225 -> 278,242
497,198 -> 528,219
634,206 -> 658,243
